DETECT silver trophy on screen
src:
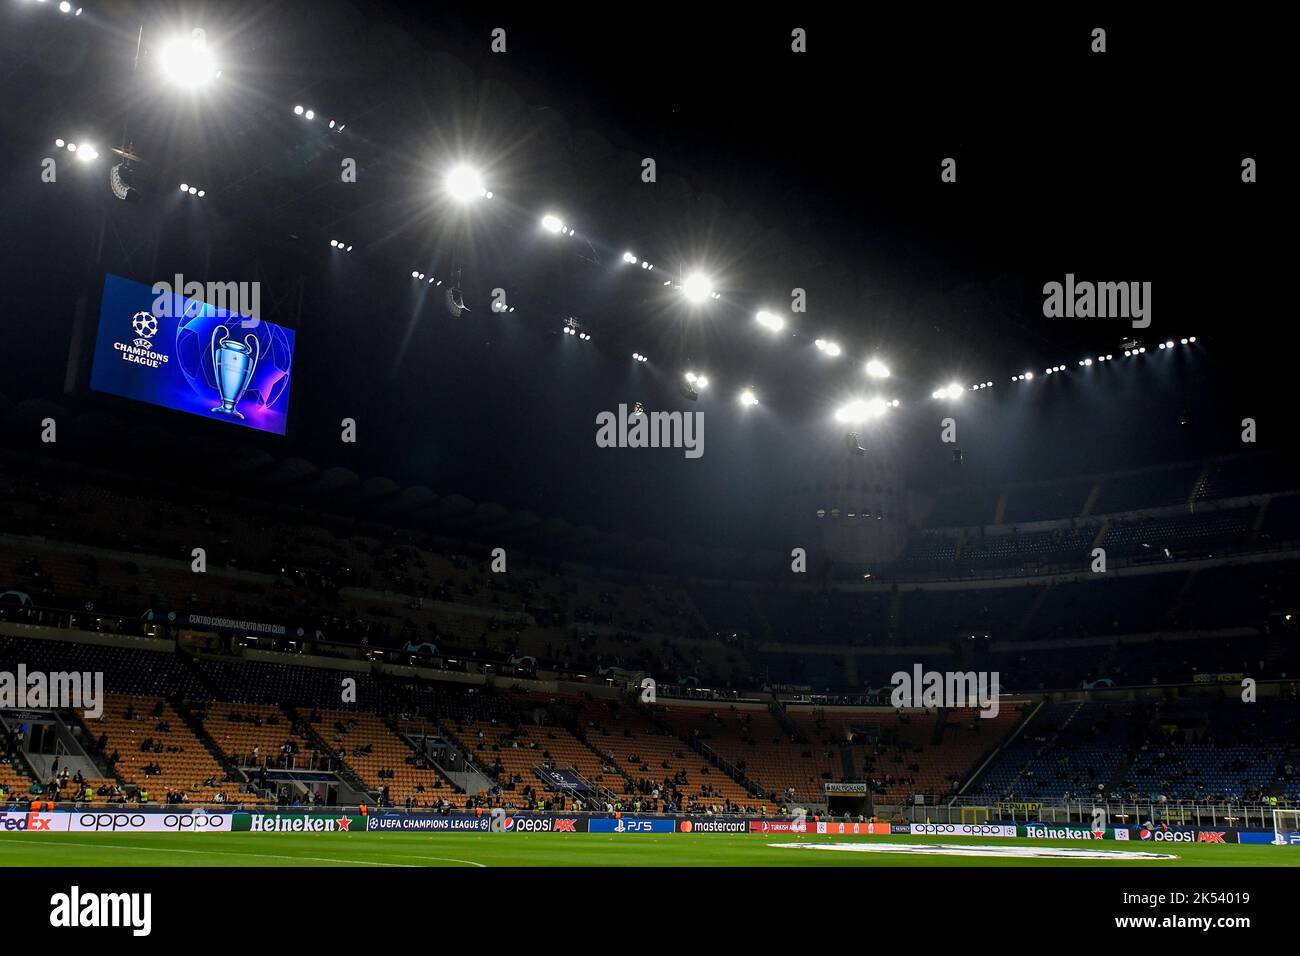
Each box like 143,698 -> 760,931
210,325 -> 260,420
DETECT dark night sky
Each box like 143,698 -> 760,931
0,4 -> 1290,552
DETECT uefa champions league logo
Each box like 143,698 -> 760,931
130,311 -> 158,349
113,310 -> 169,369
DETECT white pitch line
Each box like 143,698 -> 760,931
389,854 -> 487,868
4,839 -> 415,867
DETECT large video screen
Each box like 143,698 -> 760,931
89,273 -> 295,435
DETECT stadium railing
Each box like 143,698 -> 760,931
932,798 -> 1292,830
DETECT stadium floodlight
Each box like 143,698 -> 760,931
158,34 -> 220,89
681,272 -> 714,303
54,138 -> 65,148
622,251 -> 638,264
815,338 -> 842,357
865,358 -> 890,379
684,371 -> 709,391
304,109 -> 315,120
835,397 -> 889,423
641,261 -> 652,270
932,383 -> 963,400
1188,336 -> 1196,343
541,214 -> 565,234
837,401 -> 864,421
444,164 -> 486,202
738,388 -> 759,407
293,105 -> 304,115
75,145 -> 98,161
755,310 -> 784,333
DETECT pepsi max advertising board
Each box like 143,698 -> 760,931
89,273 -> 295,435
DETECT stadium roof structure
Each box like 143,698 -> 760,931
0,3 -> 1288,552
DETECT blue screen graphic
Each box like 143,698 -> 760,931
89,273 -> 295,435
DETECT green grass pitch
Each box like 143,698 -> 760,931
1,832 -> 1295,867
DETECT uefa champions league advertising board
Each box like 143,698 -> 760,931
90,273 -> 295,435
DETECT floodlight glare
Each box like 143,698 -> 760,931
865,359 -> 890,379
541,214 -> 564,234
836,398 -> 889,423
445,164 -> 486,202
739,389 -> 759,407
158,35 -> 219,89
755,310 -> 784,332
682,272 -> 714,303
622,251 -> 638,264
294,105 -> 304,115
